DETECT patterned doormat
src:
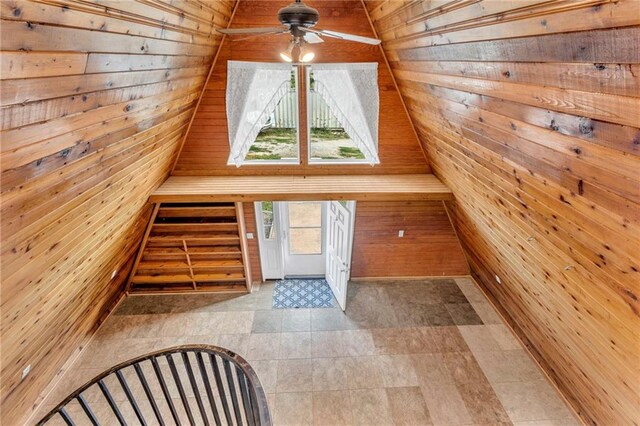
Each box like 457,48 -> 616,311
272,278 -> 336,309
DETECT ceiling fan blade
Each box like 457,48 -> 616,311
233,32 -> 289,42
312,28 -> 381,45
217,26 -> 288,35
303,32 -> 324,44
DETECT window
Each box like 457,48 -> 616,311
226,61 -> 379,166
226,61 -> 297,166
244,70 -> 299,163
308,70 -> 366,162
260,201 -> 275,240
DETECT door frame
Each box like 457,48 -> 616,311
254,201 -> 285,280
254,200 -> 357,296
344,200 -> 357,282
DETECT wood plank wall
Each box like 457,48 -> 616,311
365,1 -> 640,424
0,1 -> 234,423
243,202 -> 264,284
351,201 -> 468,277
173,0 -> 430,175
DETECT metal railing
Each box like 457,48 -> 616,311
38,345 -> 271,426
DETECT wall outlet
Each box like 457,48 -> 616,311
398,230 -> 405,237
246,232 -> 254,240
21,364 -> 31,380
111,269 -> 117,279
495,275 -> 502,284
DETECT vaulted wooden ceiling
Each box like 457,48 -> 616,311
1,1 -> 639,425
173,0 -> 430,175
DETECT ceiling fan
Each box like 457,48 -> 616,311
217,0 -> 381,62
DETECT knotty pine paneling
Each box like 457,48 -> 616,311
243,202 -> 263,284
351,201 -> 468,277
243,200 -> 467,281
173,0 -> 430,175
367,0 -> 640,424
0,1 -> 235,423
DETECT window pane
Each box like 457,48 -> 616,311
245,70 -> 298,162
261,201 -> 274,240
308,71 -> 365,162
289,228 -> 322,254
288,202 -> 322,227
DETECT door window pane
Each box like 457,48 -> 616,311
288,202 -> 322,227
261,201 -> 275,240
288,202 -> 322,254
289,228 -> 322,255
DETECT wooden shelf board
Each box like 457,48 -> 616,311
129,284 -> 248,295
157,206 -> 237,217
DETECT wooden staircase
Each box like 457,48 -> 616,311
127,202 -> 252,294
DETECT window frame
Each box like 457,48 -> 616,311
230,64 -> 377,167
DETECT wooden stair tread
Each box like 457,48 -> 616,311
149,233 -> 240,240
194,273 -> 246,282
157,206 -> 237,218
129,284 -> 248,294
147,235 -> 240,242
131,272 -> 245,284
151,223 -> 238,232
144,246 -> 241,254
138,260 -> 244,268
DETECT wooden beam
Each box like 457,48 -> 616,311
150,174 -> 453,203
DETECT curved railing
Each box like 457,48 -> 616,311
38,345 -> 271,426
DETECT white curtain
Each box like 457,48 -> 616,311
312,63 -> 379,165
226,61 -> 293,166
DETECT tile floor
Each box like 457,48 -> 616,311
34,277 -> 578,425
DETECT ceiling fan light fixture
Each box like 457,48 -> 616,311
280,41 -> 295,62
299,44 -> 315,63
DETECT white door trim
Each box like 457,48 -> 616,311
326,200 -> 356,310
254,201 -> 284,280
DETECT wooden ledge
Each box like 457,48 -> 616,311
150,174 -> 453,203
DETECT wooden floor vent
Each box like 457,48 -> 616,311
127,202 -> 251,294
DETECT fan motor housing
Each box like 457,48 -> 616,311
278,1 -> 319,27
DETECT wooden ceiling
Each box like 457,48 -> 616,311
0,1 -> 235,423
365,1 -> 640,424
173,0 -> 431,175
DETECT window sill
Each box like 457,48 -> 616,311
227,160 -> 301,166
308,160 -> 376,166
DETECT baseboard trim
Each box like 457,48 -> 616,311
350,274 -> 469,281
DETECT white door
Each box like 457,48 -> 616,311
279,201 -> 327,277
255,201 -> 284,280
326,201 -> 356,311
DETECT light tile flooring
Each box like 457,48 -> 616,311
34,278 -> 578,425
